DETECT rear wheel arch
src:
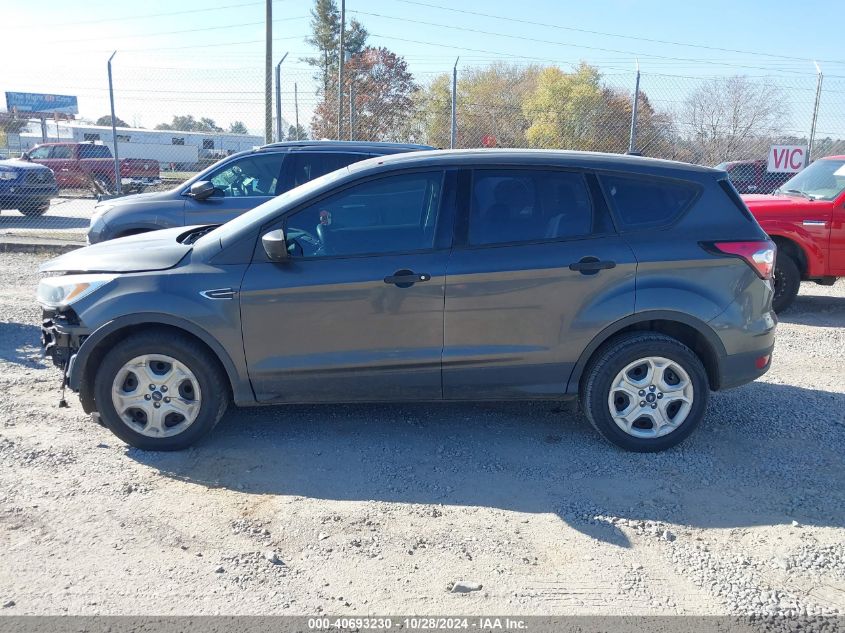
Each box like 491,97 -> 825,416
73,317 -> 243,413
569,312 -> 724,395
771,235 -> 807,277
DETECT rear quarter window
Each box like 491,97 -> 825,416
599,173 -> 698,230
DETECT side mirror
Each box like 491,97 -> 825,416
262,229 -> 289,262
20,152 -> 31,161
188,180 -> 215,200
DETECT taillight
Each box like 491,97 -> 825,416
711,240 -> 776,279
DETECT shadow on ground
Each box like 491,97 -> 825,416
129,380 -> 845,547
0,213 -> 89,230
779,292 -> 845,328
0,321 -> 46,368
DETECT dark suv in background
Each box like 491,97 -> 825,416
40,150 -> 776,453
87,140 -> 432,243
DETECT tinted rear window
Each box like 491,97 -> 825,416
599,174 -> 697,230
718,178 -> 756,223
469,169 -> 593,246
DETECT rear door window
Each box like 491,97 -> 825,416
599,174 -> 697,230
78,145 -> 112,159
50,146 -> 73,159
468,169 -> 594,246
286,152 -> 368,189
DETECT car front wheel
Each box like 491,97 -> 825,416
580,332 -> 710,452
20,200 -> 50,217
93,331 -> 229,450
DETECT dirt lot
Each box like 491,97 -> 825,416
0,251 -> 843,616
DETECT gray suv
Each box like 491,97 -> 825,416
87,141 -> 432,244
39,149 -> 777,452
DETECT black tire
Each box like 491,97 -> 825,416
19,200 -> 50,217
93,331 -> 229,450
772,253 -> 800,313
580,332 -> 710,452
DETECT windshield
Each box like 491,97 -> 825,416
196,166 -> 351,247
777,158 -> 845,200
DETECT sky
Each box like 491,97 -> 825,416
3,0 -> 844,137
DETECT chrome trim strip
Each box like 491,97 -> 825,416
802,220 -> 827,227
199,288 -> 237,300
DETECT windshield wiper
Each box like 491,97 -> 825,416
780,188 -> 814,200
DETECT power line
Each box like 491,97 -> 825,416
357,11 -> 824,75
393,0 -> 845,66
26,0 -> 293,29
52,16 -> 308,45
79,34 -> 308,54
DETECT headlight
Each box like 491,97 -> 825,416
0,168 -> 18,181
37,274 -> 116,308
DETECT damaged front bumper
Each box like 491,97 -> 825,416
40,308 -> 90,373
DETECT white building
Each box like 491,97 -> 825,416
11,121 -> 264,169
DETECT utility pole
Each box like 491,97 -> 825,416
808,61 -> 823,166
275,52 -> 288,143
337,0 -> 345,140
349,77 -> 355,141
450,57 -> 459,149
107,51 -> 121,195
264,0 -> 273,144
294,82 -> 300,140
627,59 -> 641,155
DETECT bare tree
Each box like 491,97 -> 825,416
681,76 -> 789,165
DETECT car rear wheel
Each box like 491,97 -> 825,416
580,332 -> 709,452
93,331 -> 229,450
772,253 -> 800,313
19,200 -> 50,217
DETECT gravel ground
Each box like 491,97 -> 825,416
0,251 -> 843,616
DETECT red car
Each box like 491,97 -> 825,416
742,155 -> 845,312
23,142 -> 160,191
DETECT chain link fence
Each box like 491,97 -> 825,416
2,62 -> 843,243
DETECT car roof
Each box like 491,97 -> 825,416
347,148 -> 720,175
258,140 -> 434,154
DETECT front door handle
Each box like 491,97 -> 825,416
569,257 -> 616,275
384,269 -> 431,288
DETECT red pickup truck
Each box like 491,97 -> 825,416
716,159 -> 791,194
741,155 -> 845,312
23,142 -> 160,192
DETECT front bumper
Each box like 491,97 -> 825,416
41,309 -> 89,372
0,184 -> 58,209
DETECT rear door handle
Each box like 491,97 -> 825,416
569,257 -> 616,275
384,269 -> 431,288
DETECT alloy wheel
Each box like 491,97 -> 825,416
110,354 -> 202,438
607,356 -> 694,438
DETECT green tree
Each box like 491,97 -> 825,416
287,123 -> 308,140
416,63 -> 540,148
523,63 -> 606,150
228,121 -> 248,134
155,115 -> 223,133
95,115 -> 129,127
303,0 -> 368,98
